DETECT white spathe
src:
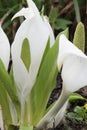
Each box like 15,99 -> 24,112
12,9 -> 55,47
26,0 -> 40,17
0,26 -> 10,70
58,34 -> 86,70
48,34 -> 87,128
0,26 -> 10,130
12,7 -> 34,20
58,34 -> 87,92
11,0 -> 55,99
43,16 -> 55,46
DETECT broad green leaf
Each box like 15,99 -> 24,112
0,60 -> 17,99
69,93 -> 85,103
0,81 -> 12,126
54,18 -> 72,30
10,66 -> 21,120
0,59 -> 20,117
74,106 -> 86,118
29,40 -> 58,125
21,38 -> 31,71
37,37 -> 50,76
73,22 -> 85,52
19,125 -> 33,130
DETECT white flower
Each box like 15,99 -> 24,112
49,34 -> 87,128
37,34 -> 87,129
0,25 -> 10,130
58,34 -> 87,92
0,26 -> 10,70
11,0 -> 55,122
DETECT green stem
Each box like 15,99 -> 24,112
23,101 -> 29,125
36,87 -> 70,129
0,81 -> 12,129
73,0 -> 81,23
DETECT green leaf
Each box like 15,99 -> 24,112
54,18 -> 72,30
74,106 -> 83,114
65,112 -> 76,120
10,66 -> 21,120
37,37 -> 50,76
49,8 -> 58,23
73,22 -> 85,52
69,93 -> 85,103
19,125 -> 33,130
0,60 -> 21,119
0,60 -> 17,100
29,39 -> 58,125
0,81 -> 12,126
21,38 -> 31,71
65,105 -> 87,126
73,0 -> 81,23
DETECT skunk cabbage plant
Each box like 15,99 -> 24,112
0,0 -> 86,129
52,33 -> 87,127
36,23 -> 86,129
0,26 -> 10,130
0,0 -> 59,129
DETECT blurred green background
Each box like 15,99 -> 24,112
0,0 -> 86,48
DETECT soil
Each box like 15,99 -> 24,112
47,73 -> 62,108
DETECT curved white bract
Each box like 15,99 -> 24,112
43,17 -> 55,46
0,26 -> 10,70
11,0 -> 55,100
12,7 -> 34,20
58,35 -> 86,70
58,34 -> 87,92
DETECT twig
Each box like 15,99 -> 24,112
58,1 -> 74,17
